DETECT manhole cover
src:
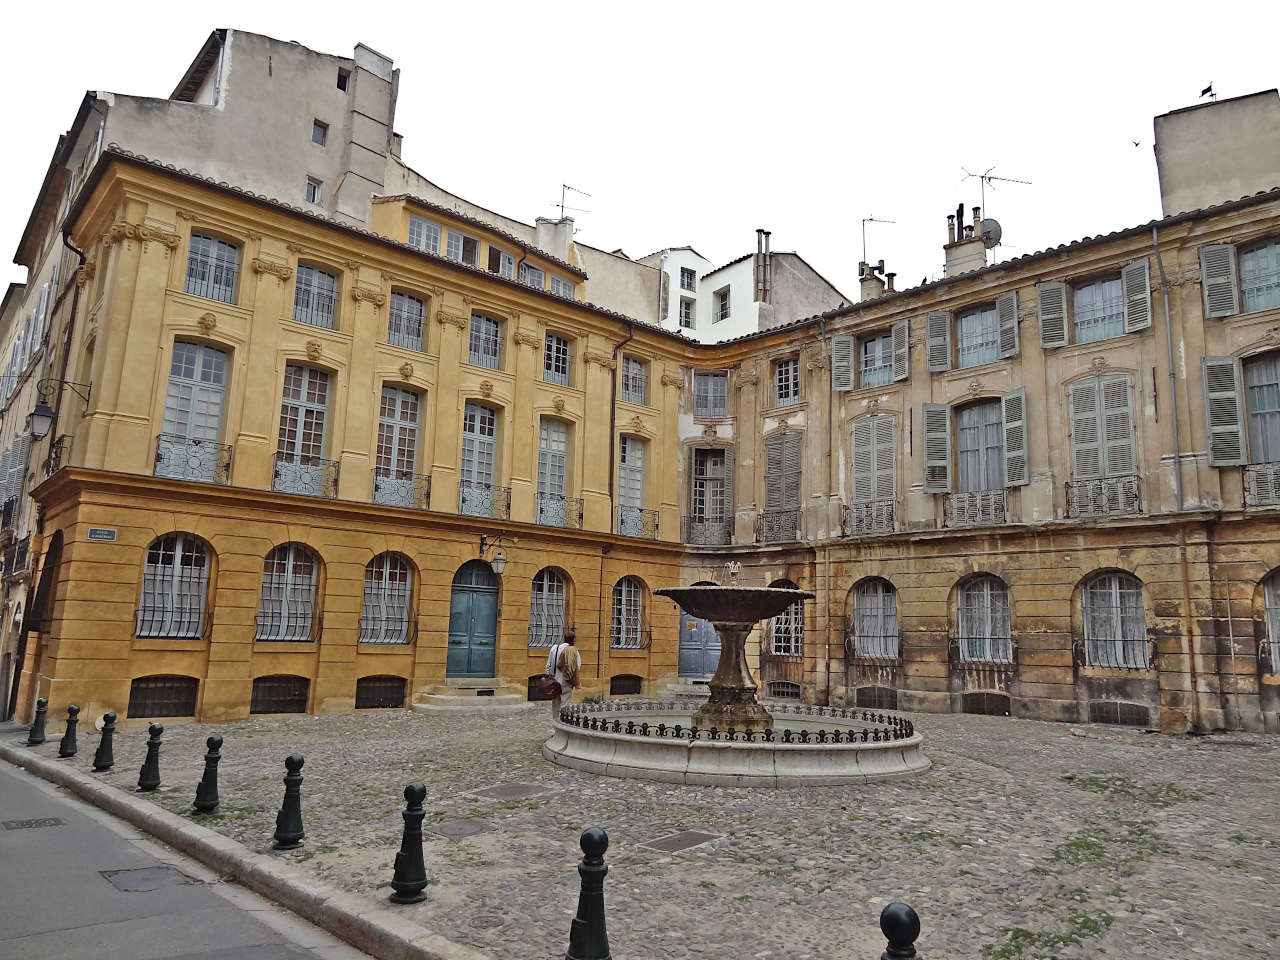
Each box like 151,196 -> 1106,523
101,866 -> 199,892
639,830 -> 722,853
428,818 -> 491,839
2,817 -> 63,830
469,914 -> 506,929
470,782 -> 552,801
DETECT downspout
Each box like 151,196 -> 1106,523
819,316 -> 835,706
599,323 -> 634,690
1152,226 -> 1183,511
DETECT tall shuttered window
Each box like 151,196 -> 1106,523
860,331 -> 893,387
185,234 -> 240,304
1068,375 -> 1135,481
1082,572 -> 1147,669
373,387 -> 420,507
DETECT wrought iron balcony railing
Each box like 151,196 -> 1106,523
846,632 -> 901,662
154,434 -> 232,484
949,634 -> 1015,665
458,480 -> 511,519
1065,475 -> 1141,519
759,507 -> 801,544
616,505 -> 658,539
44,435 -> 69,478
944,489 -> 1007,528
683,517 -> 732,546
372,468 -> 431,509
1244,462 -> 1280,508
536,492 -> 584,529
273,451 -> 340,498
842,500 -> 895,537
1075,637 -> 1154,670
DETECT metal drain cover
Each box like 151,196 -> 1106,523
428,818 -> 491,839
2,817 -> 63,830
639,830 -> 722,853
101,866 -> 199,892
470,782 -> 552,801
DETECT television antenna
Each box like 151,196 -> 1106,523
861,215 -> 895,265
553,183 -> 592,219
961,165 -> 1032,214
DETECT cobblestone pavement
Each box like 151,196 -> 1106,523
21,707 -> 1279,959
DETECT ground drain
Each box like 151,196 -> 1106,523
100,866 -> 200,892
639,830 -> 722,853
470,781 -> 553,801
428,818 -> 491,839
2,817 -> 64,830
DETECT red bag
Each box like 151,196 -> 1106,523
531,674 -> 561,701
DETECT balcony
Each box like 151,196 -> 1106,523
616,505 -> 658,539
4,535 -> 30,579
1065,475 -> 1141,519
536,492 -> 583,529
1244,462 -> 1280,508
758,507 -> 801,544
944,489 -> 1006,528
273,451 -> 339,498
372,468 -> 431,509
458,480 -> 511,519
842,500 -> 895,537
155,434 -> 232,485
44,436 -> 69,478
949,634 -> 1015,665
683,517 -> 732,546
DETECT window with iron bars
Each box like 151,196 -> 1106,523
292,264 -> 338,329
769,583 -> 803,656
529,567 -> 567,648
136,533 -> 210,639
610,576 -> 646,649
469,313 -> 502,369
388,291 -> 425,351
544,333 -> 572,386
254,544 -> 318,642
621,356 -> 647,405
1264,570 -> 1280,674
851,578 -> 898,659
127,675 -> 199,718
359,552 -> 412,644
1082,572 -> 1148,668
956,575 -> 1013,663
184,234 -> 239,304
355,675 -> 406,709
250,675 -> 309,714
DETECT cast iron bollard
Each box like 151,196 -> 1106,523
879,902 -> 921,960
193,734 -> 223,814
92,712 -> 116,771
388,781 -> 429,904
58,704 -> 80,758
272,753 -> 305,850
137,723 -> 164,791
565,827 -> 611,960
26,697 -> 48,745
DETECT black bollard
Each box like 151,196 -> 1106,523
879,902 -> 921,960
565,827 -> 611,960
272,753 -> 305,850
137,723 -> 164,791
92,712 -> 116,771
193,734 -> 223,814
58,704 -> 80,758
26,697 -> 48,746
388,781 -> 429,904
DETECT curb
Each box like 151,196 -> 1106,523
0,739 -> 492,960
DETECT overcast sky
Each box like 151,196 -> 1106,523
2,1 -> 1277,299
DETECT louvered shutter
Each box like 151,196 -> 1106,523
783,432 -> 803,505
764,435 -> 785,509
922,403 -> 952,493
926,311 -> 952,371
1202,356 -> 1246,466
1002,387 -> 1029,486
8,434 -> 30,500
1199,244 -> 1240,318
1122,258 -> 1152,332
1101,375 -> 1135,476
1037,281 -> 1068,348
1069,379 -> 1102,480
723,446 -> 735,536
852,418 -> 874,503
873,414 -> 896,501
831,334 -> 855,390
996,291 -> 1019,358
891,318 -> 909,381
0,449 -> 14,501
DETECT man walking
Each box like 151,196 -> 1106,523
546,628 -> 581,717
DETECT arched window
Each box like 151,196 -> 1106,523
360,552 -> 412,644
768,579 -> 803,657
529,568 -> 567,648
136,534 -> 210,638
610,577 -> 646,649
1082,572 -> 1147,668
957,575 -> 1012,663
1265,571 -> 1280,674
853,579 -> 898,659
255,544 -> 318,642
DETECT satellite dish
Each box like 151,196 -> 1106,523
980,218 -> 1003,249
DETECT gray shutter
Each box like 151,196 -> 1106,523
783,432 -> 803,505
831,334 -> 854,390
1002,387 -> 1029,487
7,434 -> 30,500
891,318 -> 909,382
1202,356 -> 1246,466
1101,374 -> 1135,476
764,435 -> 785,508
873,414 -> 896,501
922,403 -> 952,493
852,418 -> 874,503
1069,379 -> 1102,480
996,291 -> 1019,358
0,449 -> 13,501
1037,281 -> 1068,348
926,311 -> 952,371
723,446 -> 735,536
1122,257 -> 1152,332
1199,244 -> 1240,318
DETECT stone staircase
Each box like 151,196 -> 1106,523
411,678 -> 530,715
654,677 -> 711,701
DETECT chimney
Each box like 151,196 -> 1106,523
885,272 -> 896,293
754,228 -> 773,303
859,259 -> 886,301
943,203 -> 988,277
535,216 -> 574,262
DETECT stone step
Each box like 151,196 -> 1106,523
425,681 -> 522,697
410,689 -> 532,716
657,679 -> 711,699
416,691 -> 525,707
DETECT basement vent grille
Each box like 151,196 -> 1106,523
1088,700 -> 1150,727
962,692 -> 1012,717
855,685 -> 898,710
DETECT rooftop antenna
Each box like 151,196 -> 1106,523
1200,82 -> 1216,101
556,183 -> 592,219
861,216 -> 895,265
961,165 -> 1032,214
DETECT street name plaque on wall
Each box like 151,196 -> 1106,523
87,528 -> 117,542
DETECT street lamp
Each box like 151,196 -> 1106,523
27,379 -> 92,440
479,533 -> 514,575
27,400 -> 55,440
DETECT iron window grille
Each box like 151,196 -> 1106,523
944,489 -> 1007,528
842,500 -> 895,536
184,234 -> 239,304
355,676 -> 406,709
359,552 -> 412,644
621,357 -> 647,405
680,267 -> 696,292
765,680 -> 801,700
683,517 -> 732,546
774,357 -> 800,407
127,675 -> 199,718
693,372 -> 728,418
44,436 -> 70,478
1081,572 -> 1149,668
372,468 -> 431,509
155,435 -> 232,485
273,451 -> 339,498
769,595 -> 804,657
956,576 -> 1013,663
136,533 -> 210,639
388,292 -> 425,350
851,579 -> 899,660
1065,476 -> 1141,518
250,675 -> 309,714
759,508 -> 801,543
529,567 -> 567,648
254,544 -> 318,642
468,314 -> 502,369
292,265 -> 338,328
544,333 -> 572,386
610,577 -> 648,649
616,505 -> 658,539
1244,462 -> 1280,508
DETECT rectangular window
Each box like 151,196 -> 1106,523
714,286 -> 731,322
488,245 -> 514,279
1072,275 -> 1125,344
374,386 -> 420,507
468,313 -> 502,369
774,357 -> 800,407
292,264 -> 338,328
388,291 -> 425,351
311,120 -> 327,146
1246,354 -> 1280,463
955,400 -> 1005,492
621,356 -> 647,405
460,400 -> 498,516
518,262 -> 546,288
618,436 -> 644,509
860,331 -> 893,387
550,275 -> 575,298
543,332 -> 571,386
305,178 -> 323,204
537,419 -> 569,525
1241,239 -> 1280,314
184,234 -> 240,304
680,267 -> 697,292
692,449 -> 727,521
336,69 -> 350,91
407,215 -> 441,254
693,371 -> 728,418
679,298 -> 695,328
957,304 -> 999,368
158,341 -> 228,482
446,230 -> 479,266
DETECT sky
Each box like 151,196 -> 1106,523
2,0 -> 1277,298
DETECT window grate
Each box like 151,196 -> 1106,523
292,265 -> 337,328
355,676 -> 406,709
610,577 -> 646,649
468,314 -> 501,369
136,534 -> 209,639
855,685 -> 898,710
388,292 -> 425,351
359,553 -> 412,644
1087,700 -> 1150,726
254,544 -> 318,642
765,680 -> 801,700
962,692 -> 1011,716
609,674 -> 642,696
127,675 -> 199,718
250,675 -> 309,714
1082,572 -> 1148,668
184,234 -> 239,304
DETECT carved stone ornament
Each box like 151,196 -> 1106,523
346,259 -> 364,272
806,354 -> 829,371
198,313 -> 217,335
351,285 -> 387,308
966,379 -> 984,398
513,329 -> 542,349
630,415 -> 645,435
660,371 -> 684,389
1264,325 -> 1280,346
1090,356 -> 1109,373
306,340 -> 323,362
175,209 -> 198,221
286,242 -> 304,254
399,362 -> 414,381
246,230 -> 263,242
584,350 -> 617,370
701,424 -> 717,442
553,396 -> 566,415
251,258 -> 292,282
101,221 -> 179,252
75,262 -> 96,288
437,310 -> 468,330
735,367 -> 759,389
479,380 -> 494,399
867,397 -> 882,415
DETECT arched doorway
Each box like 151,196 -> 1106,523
677,581 -> 721,677
447,560 -> 499,677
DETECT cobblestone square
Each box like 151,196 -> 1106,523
33,708 -> 1280,959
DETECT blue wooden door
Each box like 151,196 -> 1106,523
678,613 -> 721,677
447,561 -> 498,677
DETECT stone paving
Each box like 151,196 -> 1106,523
20,706 -> 1280,959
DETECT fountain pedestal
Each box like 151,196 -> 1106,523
693,621 -> 774,731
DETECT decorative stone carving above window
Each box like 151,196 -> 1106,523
513,329 -> 541,349
351,285 -> 386,307
399,362 -> 414,381
553,396 -> 566,414
735,367 -> 759,389
198,313 -> 217,335
584,350 -> 616,370
75,263 -> 96,288
305,341 -> 323,361
480,380 -> 494,398
660,371 -> 684,389
101,221 -> 179,252
436,310 -> 467,330
251,258 -> 292,283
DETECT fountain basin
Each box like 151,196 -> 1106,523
543,700 -> 930,787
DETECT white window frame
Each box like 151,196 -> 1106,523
407,215 -> 441,255
714,286 -> 731,322
621,356 -> 647,405
305,177 -> 323,204
311,120 -> 327,146
956,575 -> 1012,663
468,313 -> 502,370
691,448 -> 727,522
488,245 -> 515,279
610,577 -> 645,649
519,262 -> 546,288
550,274 -> 575,298
1072,274 -> 1125,345
359,552 -> 412,644
184,233 -> 240,304
860,330 -> 893,387
292,264 -> 338,329
543,332 -> 572,386
446,229 -> 479,266
1240,238 -> 1280,315
774,357 -> 800,407
254,543 -> 318,642
679,297 -> 696,328
693,371 -> 728,418
769,587 -> 804,657
680,267 -> 697,292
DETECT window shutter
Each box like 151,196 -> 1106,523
1069,379 -> 1102,480
852,418 -> 874,503
723,446 -> 735,531
764,435 -> 785,509
0,450 -> 13,500
873,414 -> 896,502
831,334 -> 855,390
996,291 -> 1019,358
1198,244 -> 1240,318
783,432 -> 803,505
1002,387 -> 1029,487
925,311 -> 952,371
8,434 -> 30,499
1101,374 -> 1135,476
1202,356 -> 1246,466
1036,281 -> 1068,348
922,403 -> 952,493
891,318 -> 910,381
1122,257 -> 1152,332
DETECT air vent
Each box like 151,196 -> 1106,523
765,680 -> 802,700
855,685 -> 898,710
610,674 -> 642,696
1088,700 -> 1150,726
962,692 -> 1011,716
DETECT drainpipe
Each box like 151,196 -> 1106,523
1152,226 -> 1183,511
606,322 -> 636,503
819,316 -> 836,705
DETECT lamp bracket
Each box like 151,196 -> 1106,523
38,379 -> 92,406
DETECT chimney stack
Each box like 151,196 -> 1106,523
885,272 -> 896,293
943,202 -> 988,277
859,259 -> 886,301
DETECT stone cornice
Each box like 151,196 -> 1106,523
251,257 -> 292,282
351,285 -> 387,307
583,350 -> 616,370
101,221 -> 179,251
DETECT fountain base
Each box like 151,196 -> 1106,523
692,698 -> 774,732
